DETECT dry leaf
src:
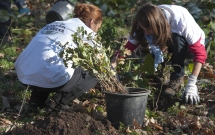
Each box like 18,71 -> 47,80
203,128 -> 215,135
150,117 -> 155,124
0,118 -> 12,126
0,53 -> 4,58
133,119 -> 141,129
89,88 -> 96,93
177,111 -> 185,118
82,100 -> 90,106
144,117 -> 150,126
124,48 -> 132,56
126,126 -> 132,133
73,99 -> 80,104
202,63 -> 213,73
117,58 -> 125,65
200,72 -> 215,79
189,120 -> 202,133
150,123 -> 163,131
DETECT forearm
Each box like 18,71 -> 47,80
191,62 -> 202,77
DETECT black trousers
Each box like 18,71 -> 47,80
27,67 -> 98,105
0,0 -> 28,41
0,0 -> 11,40
168,33 -> 190,78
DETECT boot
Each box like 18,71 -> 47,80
28,90 -> 49,112
48,99 -> 73,112
163,76 -> 184,98
49,83 -> 90,111
48,91 -> 76,112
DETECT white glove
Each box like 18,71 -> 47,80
182,75 -> 200,104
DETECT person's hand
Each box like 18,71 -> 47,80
182,76 -> 200,104
111,56 -> 117,69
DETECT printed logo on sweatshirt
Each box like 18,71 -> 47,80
41,22 -> 66,34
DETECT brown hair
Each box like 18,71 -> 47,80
74,3 -> 102,25
131,3 -> 172,51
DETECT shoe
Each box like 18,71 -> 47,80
47,100 -> 73,112
17,5 -> 31,18
28,99 -> 46,112
163,76 -> 184,98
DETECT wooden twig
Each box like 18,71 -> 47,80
7,85 -> 30,132
206,91 -> 215,97
154,83 -> 163,111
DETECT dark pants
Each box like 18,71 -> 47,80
168,33 -> 189,78
0,0 -> 27,41
13,0 -> 26,9
0,0 -> 11,40
27,67 -> 98,105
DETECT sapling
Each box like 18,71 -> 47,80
59,27 -> 130,94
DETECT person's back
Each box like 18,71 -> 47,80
15,18 -> 97,88
158,4 -> 205,46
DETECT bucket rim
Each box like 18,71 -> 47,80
55,0 -> 75,6
103,87 -> 151,97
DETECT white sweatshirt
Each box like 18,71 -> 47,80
15,18 -> 97,88
158,4 -> 205,46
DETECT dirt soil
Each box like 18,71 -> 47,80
4,111 -> 120,135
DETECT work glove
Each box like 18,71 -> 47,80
145,35 -> 164,71
182,75 -> 200,105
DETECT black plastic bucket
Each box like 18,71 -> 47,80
46,0 -> 75,24
104,87 -> 150,129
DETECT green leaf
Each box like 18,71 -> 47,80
210,21 -> 215,31
175,102 -> 179,107
141,54 -> 154,75
145,109 -> 149,117
124,60 -> 131,72
132,74 -> 139,80
188,63 -> 194,72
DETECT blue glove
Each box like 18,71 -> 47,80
145,35 -> 164,71
182,75 -> 200,104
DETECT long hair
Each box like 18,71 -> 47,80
74,3 -> 102,25
131,3 -> 172,51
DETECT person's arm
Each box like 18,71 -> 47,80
191,62 -> 202,77
177,6 -> 207,66
124,41 -> 139,52
183,37 -> 207,104
111,40 -> 139,68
